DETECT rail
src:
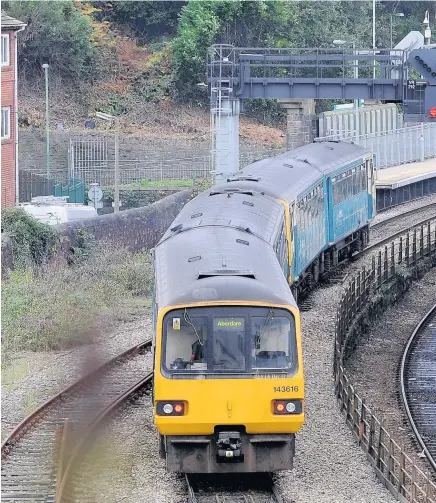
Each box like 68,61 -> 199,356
400,305 -> 436,472
334,219 -> 436,503
1,340 -> 152,503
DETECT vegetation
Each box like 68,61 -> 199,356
4,1 -> 96,81
1,208 -> 57,269
5,0 -> 435,120
2,243 -> 154,358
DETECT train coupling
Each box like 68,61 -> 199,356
216,431 -> 243,462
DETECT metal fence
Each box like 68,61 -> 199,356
334,220 -> 436,503
19,171 -> 55,202
318,123 -> 436,169
319,103 -> 402,138
64,147 -> 284,187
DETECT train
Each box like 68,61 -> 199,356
152,140 -> 376,473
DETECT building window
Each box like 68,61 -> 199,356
1,34 -> 10,66
1,107 -> 11,139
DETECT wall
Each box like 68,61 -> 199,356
1,189 -> 192,277
1,30 -> 17,207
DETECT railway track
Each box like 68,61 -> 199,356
400,305 -> 436,473
1,340 -> 152,503
358,214 -> 436,259
371,201 -> 436,230
186,473 -> 284,503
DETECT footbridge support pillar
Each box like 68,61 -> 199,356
278,99 -> 317,149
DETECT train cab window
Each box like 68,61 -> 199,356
161,307 -> 298,377
164,313 -> 208,371
212,318 -> 245,370
251,315 -> 297,372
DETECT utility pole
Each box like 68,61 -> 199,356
373,0 -> 376,79
42,63 -> 50,178
114,117 -> 120,213
96,111 -> 121,213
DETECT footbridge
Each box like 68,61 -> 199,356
207,45 -> 436,181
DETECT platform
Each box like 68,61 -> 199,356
375,159 -> 436,189
375,159 -> 436,211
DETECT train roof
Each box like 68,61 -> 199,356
159,189 -> 284,245
155,225 -> 296,310
216,141 -> 371,203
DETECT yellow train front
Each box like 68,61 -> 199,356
153,188 -> 304,473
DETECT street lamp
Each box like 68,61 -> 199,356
96,111 -> 120,213
390,12 -> 404,49
333,40 -> 359,143
42,62 -> 50,178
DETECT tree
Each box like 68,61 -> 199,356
4,1 -> 97,81
99,1 -> 186,43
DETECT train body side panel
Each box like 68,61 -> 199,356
331,191 -> 369,243
292,216 -> 326,279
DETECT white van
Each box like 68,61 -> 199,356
19,196 -> 98,225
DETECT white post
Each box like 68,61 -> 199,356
420,123 -> 425,161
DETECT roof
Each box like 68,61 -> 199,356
158,189 -> 284,246
155,188 -> 295,310
155,226 -> 296,310
1,12 -> 26,30
216,141 -> 371,203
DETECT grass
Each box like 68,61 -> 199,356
1,242 -> 154,360
2,359 -> 30,392
122,178 -> 195,189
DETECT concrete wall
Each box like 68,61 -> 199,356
1,189 -> 192,277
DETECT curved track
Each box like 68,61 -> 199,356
371,201 -> 436,229
400,305 -> 436,472
1,341 -> 152,503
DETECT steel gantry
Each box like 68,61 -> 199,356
207,45 -> 436,181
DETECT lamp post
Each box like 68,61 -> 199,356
373,0 -> 376,78
96,112 -> 120,213
42,63 -> 50,178
333,40 -> 359,143
390,12 -> 404,49
424,10 -> 431,45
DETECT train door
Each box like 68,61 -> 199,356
367,155 -> 376,219
151,281 -> 157,404
325,176 -> 334,244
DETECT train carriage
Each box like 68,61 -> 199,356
153,190 -> 305,473
153,140 -> 377,474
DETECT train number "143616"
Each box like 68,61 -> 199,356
273,386 -> 298,393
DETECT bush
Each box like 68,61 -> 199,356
1,208 -> 57,269
2,244 -> 154,355
4,1 -> 97,81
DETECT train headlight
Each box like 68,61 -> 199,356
163,404 -> 173,414
286,402 -> 296,413
273,400 -> 302,415
156,401 -> 186,416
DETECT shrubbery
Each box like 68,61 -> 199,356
2,244 -> 154,356
1,208 -> 57,269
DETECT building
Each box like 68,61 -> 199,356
1,12 -> 26,207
